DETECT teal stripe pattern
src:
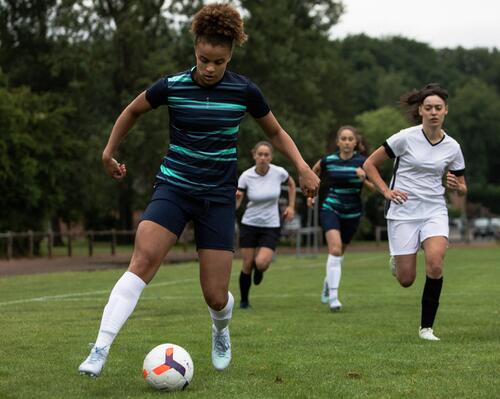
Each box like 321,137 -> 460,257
320,151 -> 366,217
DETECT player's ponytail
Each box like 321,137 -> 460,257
400,83 -> 448,123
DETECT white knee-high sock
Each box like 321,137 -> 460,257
94,271 -> 146,348
208,291 -> 234,331
326,255 -> 343,303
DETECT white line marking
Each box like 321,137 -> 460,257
0,278 -> 196,306
0,254 -> 387,307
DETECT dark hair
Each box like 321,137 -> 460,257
327,125 -> 359,153
399,83 -> 449,124
191,3 -> 247,48
252,141 -> 273,154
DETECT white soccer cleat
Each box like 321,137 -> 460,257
79,344 -> 109,377
418,327 -> 440,341
211,325 -> 231,371
329,299 -> 342,312
389,256 -> 396,277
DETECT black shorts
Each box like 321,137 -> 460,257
141,184 -> 235,251
239,223 -> 281,250
319,210 -> 360,245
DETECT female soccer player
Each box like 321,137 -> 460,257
79,3 -> 319,377
363,83 -> 467,341
308,126 -> 374,311
236,141 -> 296,309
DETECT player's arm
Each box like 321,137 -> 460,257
363,146 -> 407,204
356,167 -> 376,192
446,172 -> 467,196
255,112 -> 319,197
283,176 -> 296,222
311,159 -> 321,176
102,91 -> 152,180
235,189 -> 245,209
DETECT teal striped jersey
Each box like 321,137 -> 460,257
145,67 -> 270,203
320,152 -> 366,218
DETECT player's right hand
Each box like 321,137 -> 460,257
384,189 -> 408,204
103,156 -> 127,180
299,167 -> 320,198
306,197 -> 315,209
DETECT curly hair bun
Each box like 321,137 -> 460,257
191,3 -> 248,46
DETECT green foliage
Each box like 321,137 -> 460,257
1,0 -> 500,236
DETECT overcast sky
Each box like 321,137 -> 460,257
330,0 -> 500,49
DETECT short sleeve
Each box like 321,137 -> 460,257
237,172 -> 248,191
278,166 -> 289,183
145,77 -> 169,109
449,145 -> 466,176
319,156 -> 328,174
246,81 -> 271,118
384,131 -> 407,158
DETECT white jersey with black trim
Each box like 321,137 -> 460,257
384,124 -> 465,220
238,164 -> 289,228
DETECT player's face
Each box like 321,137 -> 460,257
336,129 -> 357,155
194,40 -> 232,87
253,145 -> 272,167
419,95 -> 448,128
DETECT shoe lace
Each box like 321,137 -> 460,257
214,331 -> 230,354
88,345 -> 108,362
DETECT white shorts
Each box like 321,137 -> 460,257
387,214 -> 449,256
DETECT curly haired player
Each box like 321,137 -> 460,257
78,3 -> 319,377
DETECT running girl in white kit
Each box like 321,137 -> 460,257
236,141 -> 296,309
363,83 -> 467,341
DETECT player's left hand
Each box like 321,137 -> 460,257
356,167 -> 366,182
445,172 -> 460,191
299,167 -> 320,198
283,206 -> 295,222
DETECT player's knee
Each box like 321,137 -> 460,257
207,297 -> 227,311
206,294 -> 227,311
426,264 -> 443,279
129,252 -> 157,278
255,259 -> 270,271
398,277 -> 415,288
328,248 -> 342,257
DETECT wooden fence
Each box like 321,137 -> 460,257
0,230 -> 136,260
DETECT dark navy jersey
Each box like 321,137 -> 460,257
145,67 -> 270,204
320,152 -> 366,218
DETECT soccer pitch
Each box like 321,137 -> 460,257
1,247 -> 498,398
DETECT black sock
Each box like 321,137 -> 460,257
239,271 -> 251,303
421,276 -> 443,328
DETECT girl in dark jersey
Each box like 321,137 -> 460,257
79,3 -> 319,377
308,126 -> 374,312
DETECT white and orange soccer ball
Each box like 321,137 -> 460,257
143,343 -> 194,391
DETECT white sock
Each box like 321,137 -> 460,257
94,271 -> 146,348
208,291 -> 234,331
326,255 -> 343,305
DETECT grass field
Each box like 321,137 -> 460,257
0,246 -> 499,398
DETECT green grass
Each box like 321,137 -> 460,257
0,246 -> 499,398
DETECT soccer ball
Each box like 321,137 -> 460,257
143,343 -> 194,391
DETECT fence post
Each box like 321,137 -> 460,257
111,229 -> 116,256
88,231 -> 94,257
28,230 -> 34,257
67,232 -> 73,257
47,231 -> 53,258
6,231 -> 13,260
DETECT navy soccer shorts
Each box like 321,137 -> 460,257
141,184 -> 235,251
319,210 -> 360,245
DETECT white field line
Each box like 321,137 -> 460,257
0,278 -> 196,307
0,254 -> 387,307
